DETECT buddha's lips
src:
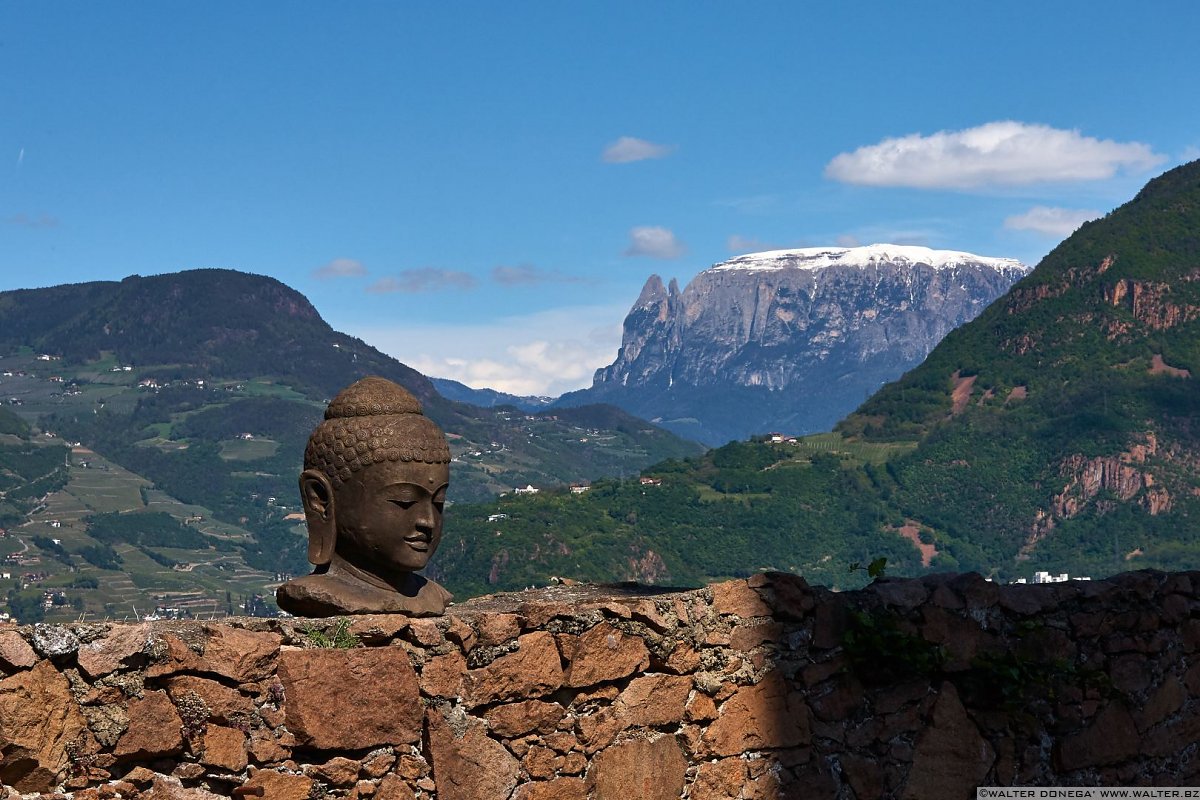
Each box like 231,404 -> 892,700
404,534 -> 431,550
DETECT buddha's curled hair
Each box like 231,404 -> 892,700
304,377 -> 451,487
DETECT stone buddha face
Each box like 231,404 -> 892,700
280,376 -> 455,613
303,458 -> 449,585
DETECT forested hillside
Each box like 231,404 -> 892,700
438,160 -> 1200,595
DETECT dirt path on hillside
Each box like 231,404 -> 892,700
897,522 -> 937,567
951,373 -> 977,415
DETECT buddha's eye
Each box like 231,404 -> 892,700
389,498 -> 417,509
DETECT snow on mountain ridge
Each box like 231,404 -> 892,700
710,243 -> 1028,274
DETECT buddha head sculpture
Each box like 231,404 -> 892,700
275,377 -> 453,617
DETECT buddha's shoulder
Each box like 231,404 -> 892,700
276,572 -> 451,617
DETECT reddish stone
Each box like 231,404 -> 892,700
555,632 -> 579,661
238,770 -> 314,800
523,745 -> 558,779
1058,701 -> 1141,770
141,776 -> 228,799
841,753 -> 884,800
812,603 -> 848,649
560,751 -> 587,775
685,690 -> 718,722
113,690 -> 184,761
902,683 -> 994,800
701,671 -> 810,756
810,677 -> 865,722
729,621 -> 782,651
0,630 -> 38,671
513,777 -> 587,800
421,650 -> 468,698
628,599 -> 677,632
544,731 -> 579,751
374,774 -> 417,800
396,753 -> 430,781
586,736 -> 686,800
199,625 -> 280,682
711,580 -> 772,618
749,571 -> 814,619
690,758 -> 746,800
0,660 -> 91,792
198,724 -> 247,772
665,641 -> 701,673
76,624 -> 151,679
446,615 -> 478,652
576,707 -> 625,754
475,612 -> 522,647
146,634 -> 205,678
426,707 -> 520,800
517,601 -> 573,628
564,623 -> 649,687
361,750 -> 395,778
172,762 -> 206,779
309,755 -> 360,786
1136,675 -> 1186,732
484,700 -> 565,737
247,727 -> 290,764
164,675 -> 254,724
348,614 -> 410,644
615,674 -> 691,727
465,631 -> 563,706
407,618 -> 443,646
278,646 -> 421,750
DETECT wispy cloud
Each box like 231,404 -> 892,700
727,234 -> 784,254
367,268 -> 477,294
491,264 -> 584,286
4,213 -> 58,229
623,226 -> 685,259
1004,206 -> 1102,237
825,121 -> 1165,190
835,234 -> 861,248
313,258 -> 367,279
350,304 -> 626,396
602,136 -> 674,164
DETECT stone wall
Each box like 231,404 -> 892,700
2,569 -> 1198,800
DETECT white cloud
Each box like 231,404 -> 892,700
623,226 -> 685,259
602,136 -> 673,164
1004,206 -> 1102,237
313,258 -> 367,279
348,304 -> 626,397
1181,145 -> 1200,163
367,268 -> 477,293
835,234 -> 861,248
825,121 -> 1165,190
727,235 -> 784,254
4,212 -> 58,229
491,264 -> 583,286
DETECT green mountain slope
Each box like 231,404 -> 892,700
839,159 -> 1200,575
0,270 -> 700,621
436,161 -> 1200,595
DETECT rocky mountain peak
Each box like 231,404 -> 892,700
711,243 -> 1029,276
560,244 -> 1028,444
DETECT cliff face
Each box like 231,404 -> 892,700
564,245 -> 1028,445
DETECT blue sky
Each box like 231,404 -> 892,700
3,3 -> 1198,395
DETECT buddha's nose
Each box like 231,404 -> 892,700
414,500 -> 435,530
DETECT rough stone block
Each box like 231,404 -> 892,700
278,646 -> 421,750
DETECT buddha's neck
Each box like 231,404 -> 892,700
327,554 -> 411,593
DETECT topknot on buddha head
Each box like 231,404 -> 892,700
305,377 -> 451,487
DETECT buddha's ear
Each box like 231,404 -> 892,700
299,469 -> 336,566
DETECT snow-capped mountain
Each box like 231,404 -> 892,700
556,244 -> 1031,445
